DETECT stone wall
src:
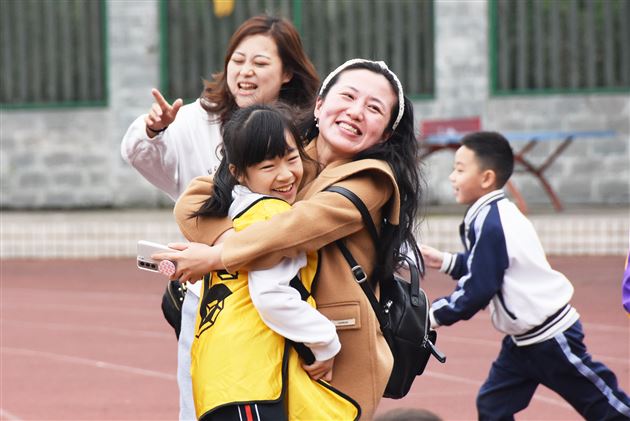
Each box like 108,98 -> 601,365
1,0 -> 628,209
0,0 -> 171,209
417,0 -> 630,207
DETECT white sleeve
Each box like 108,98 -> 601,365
249,253 -> 341,361
439,252 -> 457,273
120,114 -> 180,201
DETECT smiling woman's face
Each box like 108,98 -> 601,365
314,69 -> 396,164
226,34 -> 292,108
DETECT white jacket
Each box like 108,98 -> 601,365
121,99 -> 222,296
120,99 -> 222,201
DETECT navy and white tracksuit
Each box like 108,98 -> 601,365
430,190 -> 630,421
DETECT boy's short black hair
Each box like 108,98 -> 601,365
461,131 -> 514,188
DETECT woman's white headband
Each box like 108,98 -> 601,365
318,58 -> 405,131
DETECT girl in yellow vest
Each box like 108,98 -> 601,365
188,104 -> 360,421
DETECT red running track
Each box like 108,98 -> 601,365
1,256 -> 628,420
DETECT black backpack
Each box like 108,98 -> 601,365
326,186 -> 446,399
161,280 -> 187,339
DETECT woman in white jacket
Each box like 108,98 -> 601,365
120,15 -> 319,420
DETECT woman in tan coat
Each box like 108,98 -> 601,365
156,59 -> 424,420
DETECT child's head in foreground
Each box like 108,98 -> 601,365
194,103 -> 306,219
222,103 -> 305,205
450,131 -> 514,205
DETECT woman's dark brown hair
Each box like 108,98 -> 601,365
200,15 -> 319,125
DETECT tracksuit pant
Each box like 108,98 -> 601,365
477,320 -> 630,421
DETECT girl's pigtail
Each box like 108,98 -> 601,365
191,156 -> 237,218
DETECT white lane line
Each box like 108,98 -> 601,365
0,408 -> 22,421
423,371 -> 572,409
1,319 -> 172,339
1,347 -> 176,381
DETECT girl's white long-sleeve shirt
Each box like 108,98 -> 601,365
120,99 -> 222,202
229,185 -> 341,362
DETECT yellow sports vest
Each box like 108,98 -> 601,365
191,197 -> 359,420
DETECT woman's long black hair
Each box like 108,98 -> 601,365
302,61 -> 425,278
192,103 -> 306,218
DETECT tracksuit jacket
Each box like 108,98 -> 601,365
429,190 -> 579,346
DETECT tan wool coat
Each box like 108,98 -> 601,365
174,144 -> 401,420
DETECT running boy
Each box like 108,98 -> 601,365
421,131 -> 630,421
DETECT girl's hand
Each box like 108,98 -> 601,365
152,242 -> 224,283
420,244 -> 444,269
144,88 -> 183,137
302,357 -> 334,382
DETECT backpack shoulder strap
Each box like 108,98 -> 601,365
324,186 -> 390,332
325,185 -> 379,243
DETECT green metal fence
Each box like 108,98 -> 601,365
161,0 -> 435,102
490,0 -> 630,95
0,0 -> 108,108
